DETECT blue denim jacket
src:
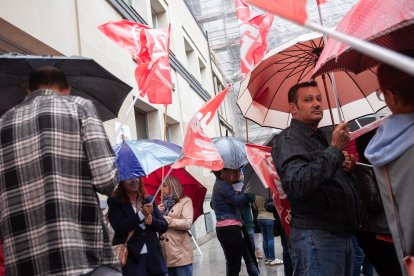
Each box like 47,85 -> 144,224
211,178 -> 248,222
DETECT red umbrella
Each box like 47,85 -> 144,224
313,0 -> 414,76
142,165 -> 207,223
237,33 -> 384,129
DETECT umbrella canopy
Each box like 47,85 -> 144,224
142,165 -> 207,223
243,164 -> 272,199
313,0 -> 414,76
0,53 -> 132,121
237,33 -> 385,130
212,136 -> 248,170
113,139 -> 181,181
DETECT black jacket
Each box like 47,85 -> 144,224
107,196 -> 168,275
272,119 -> 358,233
354,165 -> 390,234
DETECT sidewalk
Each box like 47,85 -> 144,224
193,235 -> 285,275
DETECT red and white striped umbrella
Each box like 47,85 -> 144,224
313,0 -> 414,76
237,33 -> 385,130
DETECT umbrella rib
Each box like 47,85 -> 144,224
262,48 -> 317,123
344,70 -> 377,113
249,48 -> 314,84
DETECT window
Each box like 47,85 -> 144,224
184,38 -> 196,75
199,57 -> 208,87
151,0 -> 168,29
135,108 -> 148,139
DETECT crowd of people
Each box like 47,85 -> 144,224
0,54 -> 413,276
209,52 -> 414,276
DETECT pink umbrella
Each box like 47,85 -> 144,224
237,33 -> 385,129
313,0 -> 414,76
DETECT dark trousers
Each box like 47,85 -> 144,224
356,231 -> 402,276
123,254 -> 168,276
280,227 -> 293,276
216,226 -> 244,276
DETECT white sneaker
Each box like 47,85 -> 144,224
270,259 -> 283,265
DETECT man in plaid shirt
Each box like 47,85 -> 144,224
0,66 -> 120,275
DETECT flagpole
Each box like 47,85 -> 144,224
115,92 -> 141,141
316,0 -> 343,124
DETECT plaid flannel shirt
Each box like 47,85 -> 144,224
0,90 -> 119,276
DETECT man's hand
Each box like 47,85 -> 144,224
331,123 -> 350,151
142,203 -> 153,217
342,151 -> 356,172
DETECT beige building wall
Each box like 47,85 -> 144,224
0,0 -> 237,242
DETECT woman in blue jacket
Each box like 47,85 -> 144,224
211,169 -> 250,276
108,177 -> 168,276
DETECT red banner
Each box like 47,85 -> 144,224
98,20 -> 172,105
245,143 -> 291,236
236,0 -> 273,75
245,0 -> 308,25
172,86 -> 231,171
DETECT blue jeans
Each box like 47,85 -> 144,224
168,264 -> 192,276
290,227 -> 354,276
351,236 -> 373,276
352,235 -> 365,276
258,219 -> 275,260
247,227 -> 255,251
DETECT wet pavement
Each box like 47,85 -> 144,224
193,235 -> 285,275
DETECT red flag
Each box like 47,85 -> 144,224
317,0 -> 328,5
236,0 -> 273,75
245,143 -> 291,236
172,86 -> 231,170
98,20 -> 172,104
245,0 -> 308,25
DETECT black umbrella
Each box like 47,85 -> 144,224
0,53 -> 132,121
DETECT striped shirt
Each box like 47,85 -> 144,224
0,90 -> 119,275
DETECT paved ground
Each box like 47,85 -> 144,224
193,235 -> 285,276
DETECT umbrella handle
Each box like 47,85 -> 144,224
151,166 -> 174,204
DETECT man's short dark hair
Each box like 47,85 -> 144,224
288,81 -> 318,103
29,65 -> 69,91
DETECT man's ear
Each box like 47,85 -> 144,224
289,102 -> 297,115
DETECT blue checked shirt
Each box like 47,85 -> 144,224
0,90 -> 119,275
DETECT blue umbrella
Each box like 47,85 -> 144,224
113,139 -> 182,181
212,136 -> 247,169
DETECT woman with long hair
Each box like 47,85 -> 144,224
159,176 -> 194,276
107,177 -> 168,276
